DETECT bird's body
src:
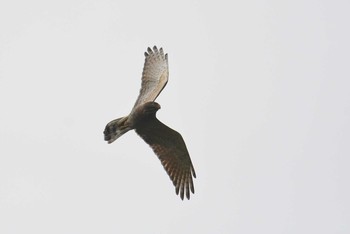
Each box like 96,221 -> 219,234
104,46 -> 196,200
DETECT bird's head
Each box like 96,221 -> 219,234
143,102 -> 161,115
129,102 -> 161,125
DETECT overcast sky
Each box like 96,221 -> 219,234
1,0 -> 349,233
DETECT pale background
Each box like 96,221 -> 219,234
0,0 -> 349,233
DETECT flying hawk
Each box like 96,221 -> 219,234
103,46 -> 196,200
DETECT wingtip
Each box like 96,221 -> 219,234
191,165 -> 196,178
144,46 -> 168,60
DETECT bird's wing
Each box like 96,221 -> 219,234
132,46 -> 169,112
135,117 -> 196,200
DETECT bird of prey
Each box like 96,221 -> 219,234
103,46 -> 196,200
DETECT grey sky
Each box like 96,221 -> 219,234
0,0 -> 349,233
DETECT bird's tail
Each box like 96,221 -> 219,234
103,116 -> 132,144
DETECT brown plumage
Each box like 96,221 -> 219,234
103,46 -> 196,200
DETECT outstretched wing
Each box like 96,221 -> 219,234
135,117 -> 196,200
132,46 -> 169,111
